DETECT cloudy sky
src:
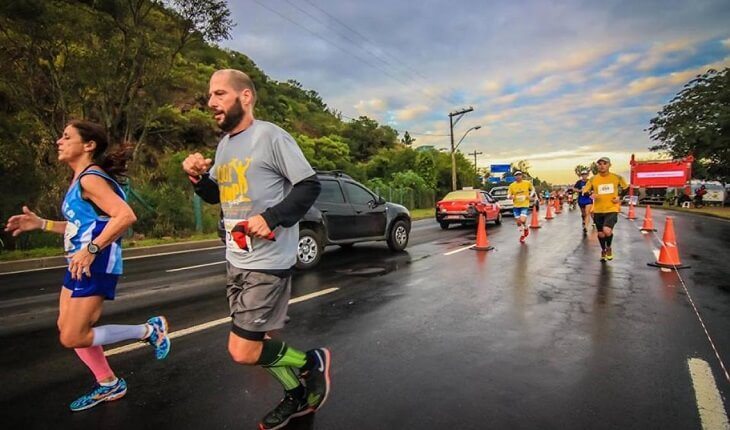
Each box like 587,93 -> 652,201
221,0 -> 730,183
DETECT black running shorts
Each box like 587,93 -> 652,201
593,212 -> 618,231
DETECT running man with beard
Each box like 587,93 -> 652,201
182,69 -> 329,430
582,157 -> 628,261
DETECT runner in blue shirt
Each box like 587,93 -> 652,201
573,170 -> 594,235
5,120 -> 170,412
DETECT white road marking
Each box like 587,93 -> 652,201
443,244 -> 475,256
105,287 -> 340,357
166,261 -> 226,272
0,246 -> 224,276
688,358 -> 730,430
652,249 -> 660,261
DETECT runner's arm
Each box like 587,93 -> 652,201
581,179 -> 593,196
189,173 -> 221,204
261,174 -> 321,229
80,175 -> 137,250
4,206 -> 66,236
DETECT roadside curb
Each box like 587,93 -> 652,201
0,239 -> 223,274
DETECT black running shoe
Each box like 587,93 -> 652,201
302,348 -> 331,411
259,393 -> 311,430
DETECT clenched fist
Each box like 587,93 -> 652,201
182,153 -> 213,177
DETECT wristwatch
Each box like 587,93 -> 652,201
87,242 -> 101,255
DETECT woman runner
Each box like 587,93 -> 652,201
4,120 -> 171,411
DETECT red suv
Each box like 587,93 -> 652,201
436,189 -> 502,230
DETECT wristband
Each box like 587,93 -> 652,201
43,220 -> 55,232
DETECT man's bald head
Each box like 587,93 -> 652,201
212,69 -> 257,106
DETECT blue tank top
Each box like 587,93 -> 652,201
62,169 -> 126,275
574,180 -> 593,205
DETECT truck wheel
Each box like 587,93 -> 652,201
296,229 -> 323,270
494,212 -> 502,225
439,221 -> 449,230
387,219 -> 410,251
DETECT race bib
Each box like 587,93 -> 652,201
63,221 -> 79,252
224,219 -> 253,254
515,195 -> 527,202
597,183 -> 615,195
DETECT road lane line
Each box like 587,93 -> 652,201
166,261 -> 226,272
443,244 -> 475,256
688,358 -> 730,430
104,287 -> 340,357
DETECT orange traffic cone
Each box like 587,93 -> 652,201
529,206 -> 541,229
648,217 -> 690,269
545,201 -> 554,219
555,199 -> 562,214
627,202 -> 637,220
640,205 -> 656,232
473,212 -> 494,251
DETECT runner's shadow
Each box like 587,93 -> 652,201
594,263 -> 612,306
284,413 -> 315,429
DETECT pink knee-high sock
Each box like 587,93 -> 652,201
75,346 -> 114,382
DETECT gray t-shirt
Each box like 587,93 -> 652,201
209,120 -> 315,270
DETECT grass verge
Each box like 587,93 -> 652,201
410,208 -> 435,221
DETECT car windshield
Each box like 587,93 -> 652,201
442,191 -> 477,201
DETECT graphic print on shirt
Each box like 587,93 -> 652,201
216,157 -> 256,254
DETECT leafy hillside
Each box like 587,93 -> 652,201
0,0 -> 477,249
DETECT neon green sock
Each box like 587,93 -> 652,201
256,340 -> 307,368
265,366 -> 301,391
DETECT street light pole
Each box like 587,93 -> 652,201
448,107 -> 474,191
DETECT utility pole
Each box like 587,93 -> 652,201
468,150 -> 483,181
449,107 -> 474,191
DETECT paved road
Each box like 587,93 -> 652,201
1,210 -> 728,429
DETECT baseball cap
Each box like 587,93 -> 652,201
597,157 -> 611,164
514,170 -> 523,176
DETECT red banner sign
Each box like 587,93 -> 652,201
630,154 -> 693,187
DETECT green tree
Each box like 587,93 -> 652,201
342,116 -> 398,161
415,151 -> 437,188
391,170 -> 428,191
401,131 -> 415,146
647,68 -> 730,182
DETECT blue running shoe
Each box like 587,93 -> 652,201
147,316 -> 171,360
69,378 -> 127,412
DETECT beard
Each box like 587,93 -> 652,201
217,97 -> 245,132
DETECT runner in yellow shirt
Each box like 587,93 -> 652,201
507,171 -> 535,243
581,157 -> 628,261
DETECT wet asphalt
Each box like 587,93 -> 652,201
1,207 -> 728,430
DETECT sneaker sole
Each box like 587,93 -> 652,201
70,387 -> 127,412
258,408 -> 313,430
313,348 -> 332,412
